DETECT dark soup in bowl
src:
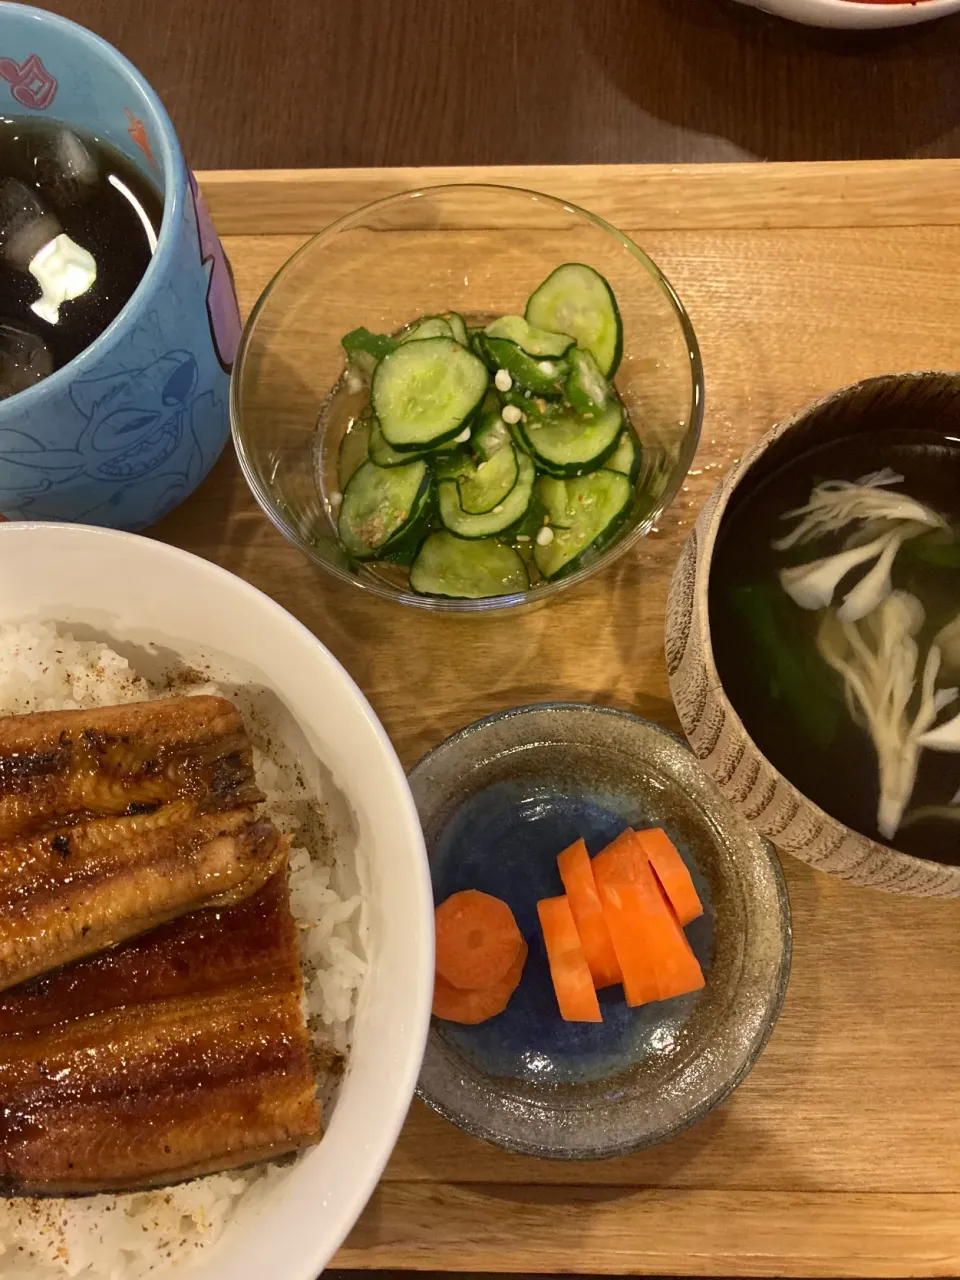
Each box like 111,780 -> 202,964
710,427 -> 960,865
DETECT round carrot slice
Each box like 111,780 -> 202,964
432,941 -> 529,1024
434,889 -> 522,990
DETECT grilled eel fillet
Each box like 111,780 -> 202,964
0,873 -> 325,1194
0,696 -> 285,992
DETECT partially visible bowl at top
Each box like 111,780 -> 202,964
231,183 -> 703,612
734,0 -> 960,27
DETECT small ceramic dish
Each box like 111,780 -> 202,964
410,703 -> 790,1159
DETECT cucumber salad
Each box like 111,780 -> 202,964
323,263 -> 643,600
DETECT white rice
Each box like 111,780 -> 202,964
0,623 -> 366,1279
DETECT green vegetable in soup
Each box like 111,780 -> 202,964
902,527 -> 960,569
732,582 -> 842,752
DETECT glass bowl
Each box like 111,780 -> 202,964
231,183 -> 703,613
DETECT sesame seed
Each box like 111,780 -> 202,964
536,526 -> 555,546
501,404 -> 522,425
538,361 -> 555,376
494,368 -> 512,392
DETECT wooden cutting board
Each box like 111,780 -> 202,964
163,162 -> 960,1278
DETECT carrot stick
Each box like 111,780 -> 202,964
432,941 -> 528,1024
592,831 -> 659,1007
557,838 -> 621,989
635,827 -> 703,926
434,889 -> 522,990
537,895 -> 602,1022
651,883 -> 705,1000
592,827 -> 646,882
594,830 -> 703,1004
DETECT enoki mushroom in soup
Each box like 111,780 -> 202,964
816,593 -> 958,840
709,429 -> 960,865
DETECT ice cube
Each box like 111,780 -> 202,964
32,128 -> 98,203
55,128 -> 97,185
0,177 -> 60,270
0,320 -> 53,400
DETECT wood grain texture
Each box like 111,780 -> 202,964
152,166 -> 960,1275
334,1185 -> 960,1276
197,161 -> 960,235
38,0 -> 960,167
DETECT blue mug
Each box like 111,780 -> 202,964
0,4 -> 240,529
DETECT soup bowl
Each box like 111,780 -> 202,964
666,371 -> 960,897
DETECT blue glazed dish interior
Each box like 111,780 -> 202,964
411,703 -> 791,1160
433,776 -> 715,1088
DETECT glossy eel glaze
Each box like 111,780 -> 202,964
0,873 -> 324,1193
0,696 -> 286,991
0,696 -> 324,1192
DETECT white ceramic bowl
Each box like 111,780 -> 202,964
0,521 -> 434,1280
736,0 -> 960,27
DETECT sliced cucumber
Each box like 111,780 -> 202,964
519,400 -> 623,477
442,311 -> 469,346
565,348 -> 610,415
373,337 -> 489,450
484,314 -> 575,359
367,414 -> 420,468
473,412 -> 512,461
399,315 -> 454,343
439,451 -> 534,537
367,414 -> 463,467
337,417 -> 371,488
442,416 -> 519,514
511,495 -> 547,543
535,476 -> 576,527
436,446 -> 518,515
411,531 -> 529,598
481,336 -> 568,396
526,264 -> 623,377
377,535 -> 421,568
337,458 -> 431,559
534,471 -> 632,579
476,410 -> 534,484
605,423 -> 643,484
368,414 -> 416,468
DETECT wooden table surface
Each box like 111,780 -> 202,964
156,160 -> 960,1277
40,0 -> 960,167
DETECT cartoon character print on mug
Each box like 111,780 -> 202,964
0,170 -> 240,529
0,12 -> 242,531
